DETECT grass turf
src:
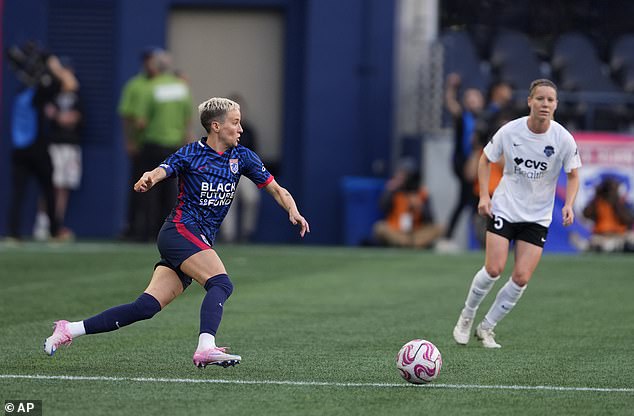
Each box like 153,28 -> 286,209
0,242 -> 633,415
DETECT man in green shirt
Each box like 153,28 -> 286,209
136,51 -> 193,241
117,47 -> 161,241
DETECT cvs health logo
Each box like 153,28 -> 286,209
514,157 -> 547,171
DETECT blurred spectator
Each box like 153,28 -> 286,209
220,94 -> 261,243
36,56 -> 83,241
469,142 -> 506,247
373,159 -> 443,249
469,82 -> 515,189
468,83 -> 515,247
475,81 -> 514,145
5,42 -> 76,242
582,177 -> 634,252
135,50 -> 193,241
438,73 -> 485,250
118,47 -> 162,241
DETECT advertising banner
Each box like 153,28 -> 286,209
550,132 -> 634,252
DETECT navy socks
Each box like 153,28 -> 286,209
82,275 -> 233,337
84,293 -> 161,334
200,274 -> 234,336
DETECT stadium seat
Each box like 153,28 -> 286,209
439,28 -> 490,91
489,29 -> 544,90
551,32 -> 621,93
551,32 -> 628,130
610,33 -> 634,92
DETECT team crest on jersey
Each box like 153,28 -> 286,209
544,145 -> 555,157
229,158 -> 239,174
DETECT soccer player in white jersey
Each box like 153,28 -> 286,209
452,79 -> 581,348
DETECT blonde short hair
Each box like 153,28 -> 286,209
198,97 -> 240,133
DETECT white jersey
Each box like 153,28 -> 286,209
483,116 -> 582,227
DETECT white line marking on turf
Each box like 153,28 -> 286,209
1,374 -> 632,393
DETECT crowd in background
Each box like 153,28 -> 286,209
4,43 -> 263,245
4,1 -> 634,251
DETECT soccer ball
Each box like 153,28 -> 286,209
396,339 -> 442,384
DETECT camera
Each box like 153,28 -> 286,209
6,41 -> 53,87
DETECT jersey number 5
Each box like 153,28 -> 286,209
493,216 -> 504,230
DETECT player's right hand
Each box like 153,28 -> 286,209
134,173 -> 154,193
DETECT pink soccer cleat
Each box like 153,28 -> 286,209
44,320 -> 73,356
193,347 -> 241,368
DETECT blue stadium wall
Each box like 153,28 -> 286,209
0,0 -> 395,244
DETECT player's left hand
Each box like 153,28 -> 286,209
477,195 -> 493,218
289,212 -> 310,237
562,205 -> 575,226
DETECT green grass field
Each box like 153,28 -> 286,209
1,242 -> 633,415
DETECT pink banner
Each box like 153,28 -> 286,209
550,132 -> 634,251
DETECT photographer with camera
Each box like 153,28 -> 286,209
5,41 -> 78,242
372,158 -> 443,249
582,176 -> 634,252
40,56 -> 83,241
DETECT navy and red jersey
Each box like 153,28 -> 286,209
159,136 -> 273,244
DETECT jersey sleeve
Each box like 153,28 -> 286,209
483,125 -> 505,163
240,147 -> 273,188
159,144 -> 190,177
562,132 -> 582,173
118,80 -> 141,117
117,81 -> 134,116
135,81 -> 153,124
118,77 -> 145,119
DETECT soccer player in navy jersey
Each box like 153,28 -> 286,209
45,97 -> 310,368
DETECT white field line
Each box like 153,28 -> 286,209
1,374 -> 632,393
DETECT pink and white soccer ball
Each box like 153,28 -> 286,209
396,339 -> 442,384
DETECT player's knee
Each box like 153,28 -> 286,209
484,264 -> 503,278
204,273 -> 234,298
511,274 -> 529,287
134,293 -> 162,320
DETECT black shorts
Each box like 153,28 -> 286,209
155,221 -> 213,290
486,215 -> 549,248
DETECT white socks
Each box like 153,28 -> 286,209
461,266 -> 498,319
482,278 -> 526,329
197,333 -> 216,351
68,321 -> 86,338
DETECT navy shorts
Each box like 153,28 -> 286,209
486,215 -> 549,248
155,221 -> 213,290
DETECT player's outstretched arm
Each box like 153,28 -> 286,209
264,179 -> 310,237
134,167 -> 168,193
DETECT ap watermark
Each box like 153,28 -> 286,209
4,401 -> 42,416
